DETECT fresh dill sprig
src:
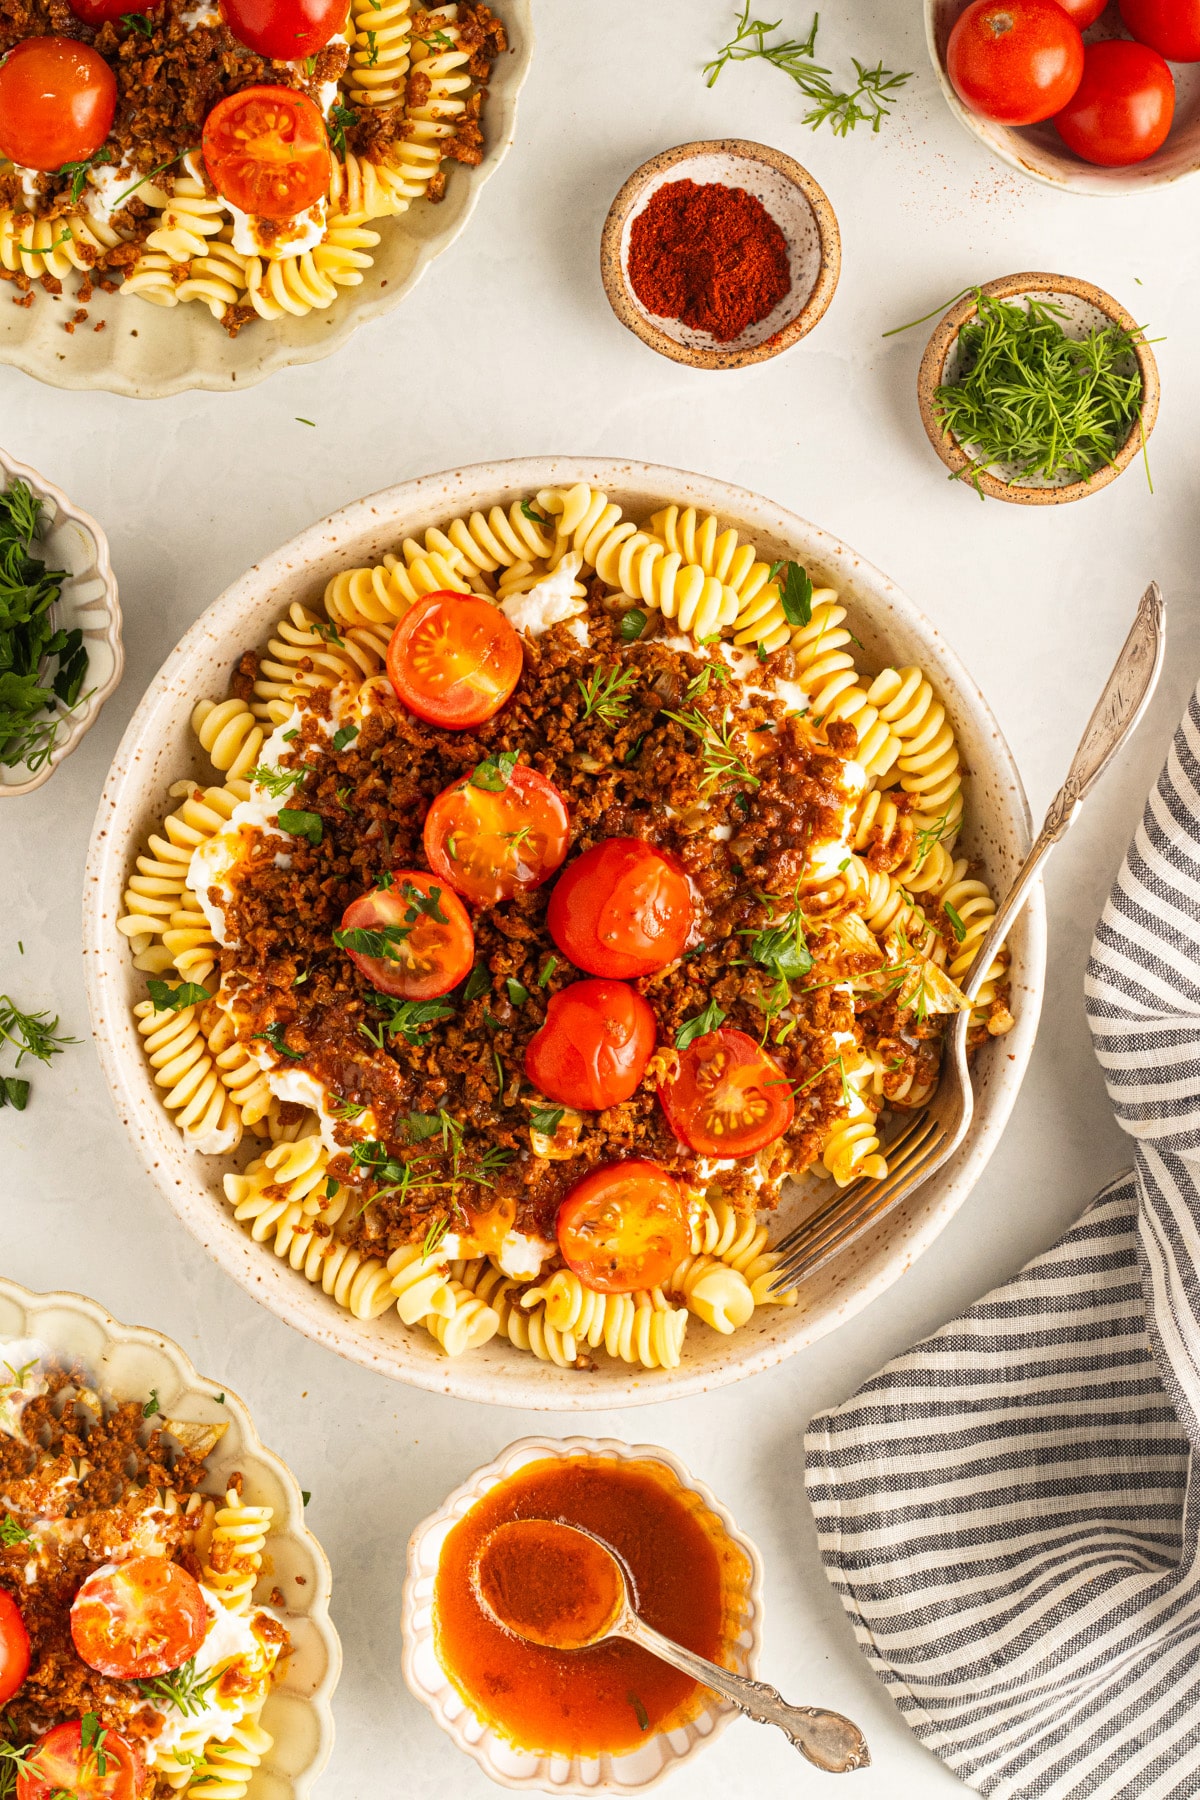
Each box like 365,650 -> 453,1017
0,994 -> 76,1109
0,1515 -> 32,1548
138,1656 -> 220,1718
704,5 -> 910,134
578,665 -> 639,727
0,479 -> 87,774
663,707 -> 760,795
250,762 -> 306,798
930,290 -> 1149,493
683,661 -> 731,703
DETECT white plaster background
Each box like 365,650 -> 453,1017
2,1 -> 1197,1793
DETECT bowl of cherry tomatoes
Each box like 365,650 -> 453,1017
926,0 -> 1200,192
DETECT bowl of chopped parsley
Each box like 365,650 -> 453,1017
0,450 -> 122,795
913,272 -> 1159,505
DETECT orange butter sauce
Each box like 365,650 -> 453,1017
432,1454 -> 753,1757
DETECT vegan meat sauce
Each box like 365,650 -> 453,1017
433,1455 -> 751,1755
626,179 -> 791,341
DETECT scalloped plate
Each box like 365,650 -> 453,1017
0,1276 -> 342,1799
0,2 -> 532,398
82,456 -> 1047,1408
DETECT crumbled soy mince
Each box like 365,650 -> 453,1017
209,610 -> 884,1258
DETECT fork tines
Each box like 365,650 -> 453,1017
767,1112 -> 948,1295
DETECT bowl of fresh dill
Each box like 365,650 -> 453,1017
914,272 -> 1159,504
0,449 -> 123,796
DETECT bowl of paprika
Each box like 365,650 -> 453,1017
600,138 -> 841,370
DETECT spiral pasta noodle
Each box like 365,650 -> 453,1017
323,546 -> 472,631
251,601 -> 391,717
421,1274 -> 502,1354
870,665 -> 965,841
453,1259 -> 580,1367
244,220 -> 380,321
347,0 -> 412,106
136,997 -> 242,1154
160,1714 -> 273,1800
647,505 -> 788,650
117,780 -> 245,967
386,1244 -> 458,1326
666,1255 -> 753,1335
689,1197 -> 798,1306
521,1268 -> 688,1370
940,861 -> 1008,1024
200,1489 -> 271,1610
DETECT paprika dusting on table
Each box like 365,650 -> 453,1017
627,178 -> 791,341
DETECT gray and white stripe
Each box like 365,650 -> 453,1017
805,686 -> 1200,1800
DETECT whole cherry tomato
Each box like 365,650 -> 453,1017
1052,0 -> 1108,25
1119,0 -> 1200,62
547,838 -> 693,979
423,758 -> 570,906
947,0 -> 1085,124
0,38 -> 117,173
221,0 -> 348,60
70,1555 -> 208,1680
202,86 -> 331,220
524,980 -> 657,1112
556,1160 -> 690,1294
386,591 -> 523,730
334,870 -> 474,1000
0,1591 -> 29,1705
658,1027 -> 794,1158
69,0 -> 158,23
1054,38 -> 1174,163
17,1721 -> 142,1800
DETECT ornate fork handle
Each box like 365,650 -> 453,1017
961,581 -> 1165,1007
621,1614 -> 870,1773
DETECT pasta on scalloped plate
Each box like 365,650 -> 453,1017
0,1 -> 507,340
112,482 -> 1015,1380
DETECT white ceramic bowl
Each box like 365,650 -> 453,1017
0,1274 -> 341,1798
0,447 -> 123,797
926,0 -> 1200,194
82,456 -> 1047,1408
400,1435 -> 764,1794
0,3 -> 532,399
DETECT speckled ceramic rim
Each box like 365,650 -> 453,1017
924,0 -> 1200,195
600,139 -> 842,370
916,272 -> 1160,506
0,1 -> 532,399
82,455 -> 1046,1409
0,447 -> 123,796
400,1435 -> 765,1794
0,1275 -> 342,1799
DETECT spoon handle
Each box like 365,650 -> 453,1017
619,1615 -> 870,1773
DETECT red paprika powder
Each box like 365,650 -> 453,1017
627,178 -> 791,343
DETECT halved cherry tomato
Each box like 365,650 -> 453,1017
947,0 -> 1084,124
221,0 -> 348,60
0,38 -> 117,173
556,1160 -> 690,1294
17,1720 -> 142,1800
0,1591 -> 29,1705
335,870 -> 473,1000
202,86 -> 330,221
1053,0 -> 1107,25
525,980 -> 657,1112
1054,38 -> 1174,164
547,838 -> 693,979
69,0 -> 158,22
70,1555 -> 208,1679
386,592 -> 523,730
423,761 -> 570,906
1120,0 -> 1200,62
658,1027 -> 794,1158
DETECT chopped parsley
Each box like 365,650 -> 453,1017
470,749 -> 518,792
360,994 -> 455,1047
142,1390 -> 160,1419
0,1514 -> 32,1548
277,808 -> 323,845
778,560 -> 814,628
505,978 -> 529,1007
332,723 -> 358,752
529,1104 -> 564,1137
0,478 -> 88,774
146,979 -> 212,1013
252,1021 -> 305,1061
463,964 -> 491,1003
675,999 -> 727,1051
620,608 -> 648,642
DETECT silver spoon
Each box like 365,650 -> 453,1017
473,1518 -> 870,1774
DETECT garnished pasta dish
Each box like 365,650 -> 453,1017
117,484 -> 1013,1372
0,1339 -> 286,1798
0,0 -> 503,331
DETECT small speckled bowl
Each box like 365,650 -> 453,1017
0,1275 -> 341,1799
926,0 -> 1200,194
401,1435 -> 765,1795
916,272 -> 1159,505
600,140 -> 841,370
0,447 -> 123,796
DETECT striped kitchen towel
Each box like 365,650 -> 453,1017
804,685 -> 1200,1800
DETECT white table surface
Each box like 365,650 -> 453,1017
2,1 -> 1197,1794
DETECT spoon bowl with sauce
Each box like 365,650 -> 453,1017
474,1518 -> 870,1776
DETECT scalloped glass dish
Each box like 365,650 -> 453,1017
0,1275 -> 341,1798
0,448 -> 123,797
0,2 -> 531,399
82,456 -> 1046,1407
401,1435 -> 764,1795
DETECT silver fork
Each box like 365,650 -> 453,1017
767,582 -> 1166,1298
